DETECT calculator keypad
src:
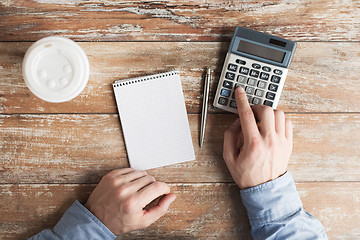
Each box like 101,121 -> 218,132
215,54 -> 288,112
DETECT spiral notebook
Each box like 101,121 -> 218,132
112,71 -> 195,170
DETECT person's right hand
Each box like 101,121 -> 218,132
223,87 -> 293,189
85,168 -> 176,235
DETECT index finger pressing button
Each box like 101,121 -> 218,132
234,87 -> 260,138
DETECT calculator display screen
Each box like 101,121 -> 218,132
237,40 -> 285,63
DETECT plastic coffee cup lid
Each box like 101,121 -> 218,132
22,36 -> 90,103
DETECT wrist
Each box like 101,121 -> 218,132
239,171 -> 288,190
240,172 -> 303,228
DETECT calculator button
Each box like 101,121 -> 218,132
252,63 -> 261,69
223,80 -> 233,89
271,75 -> 281,83
236,59 -> 246,65
245,86 -> 255,95
264,100 -> 273,107
247,95 -> 253,103
237,75 -> 247,83
239,67 -> 249,75
255,89 -> 265,98
274,69 -> 283,75
225,72 -> 235,80
218,97 -> 229,106
249,69 -> 259,78
268,84 -> 278,92
220,88 -> 231,97
228,63 -> 238,72
235,83 -> 245,90
262,66 -> 271,72
229,100 -> 237,108
252,97 -> 262,105
266,92 -> 276,100
260,72 -> 270,81
257,81 -> 267,89
247,78 -> 257,86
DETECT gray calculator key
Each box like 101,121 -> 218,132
240,67 -> 249,75
255,89 -> 265,98
230,100 -> 237,108
228,63 -> 238,72
252,97 -> 262,105
247,78 -> 257,86
237,75 -> 247,83
218,97 -> 229,106
257,81 -> 267,89
223,80 -> 233,89
225,72 -> 235,80
271,75 -> 281,83
235,83 -> 245,90
220,88 -> 231,97
247,95 -> 253,103
245,86 -> 255,95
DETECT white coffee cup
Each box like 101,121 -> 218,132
22,36 -> 90,103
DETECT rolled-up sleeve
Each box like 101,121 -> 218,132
29,200 -> 116,240
240,172 -> 327,240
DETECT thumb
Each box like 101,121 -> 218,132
143,193 -> 176,225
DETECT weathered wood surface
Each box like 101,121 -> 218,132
0,183 -> 358,240
1,42 -> 360,114
0,0 -> 359,42
1,113 -> 359,184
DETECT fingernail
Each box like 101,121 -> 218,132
237,86 -> 244,93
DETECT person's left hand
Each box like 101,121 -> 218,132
85,168 -> 176,235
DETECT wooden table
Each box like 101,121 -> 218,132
1,1 -> 359,239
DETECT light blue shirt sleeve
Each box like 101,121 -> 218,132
240,172 -> 327,240
28,200 -> 116,240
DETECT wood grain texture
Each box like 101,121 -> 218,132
1,42 -> 360,114
1,113 -> 359,183
0,0 -> 359,42
0,182 -> 359,240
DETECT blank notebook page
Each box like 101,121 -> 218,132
113,71 -> 195,170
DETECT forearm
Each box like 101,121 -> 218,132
240,172 -> 327,240
28,200 -> 116,240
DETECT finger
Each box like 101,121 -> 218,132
223,119 -> 241,162
138,181 -> 171,207
285,118 -> 293,141
105,168 -> 135,179
126,175 -> 156,193
122,170 -> 148,182
251,104 -> 275,135
274,110 -> 286,135
107,170 -> 148,188
234,87 -> 259,139
142,193 -> 176,226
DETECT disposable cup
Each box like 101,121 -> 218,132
22,36 -> 89,103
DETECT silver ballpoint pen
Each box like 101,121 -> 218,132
200,68 -> 211,148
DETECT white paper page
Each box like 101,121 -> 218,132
113,71 -> 195,170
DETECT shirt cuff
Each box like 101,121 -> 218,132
53,200 -> 116,239
240,172 -> 303,229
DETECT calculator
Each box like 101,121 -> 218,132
214,27 -> 297,113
